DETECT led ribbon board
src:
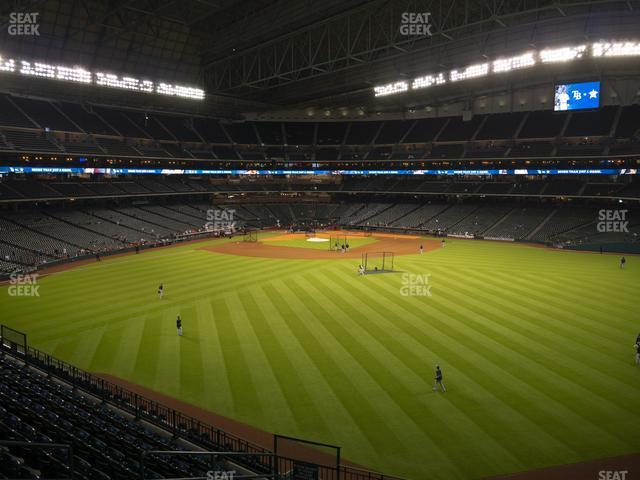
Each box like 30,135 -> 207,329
374,41 -> 640,97
0,166 -> 636,176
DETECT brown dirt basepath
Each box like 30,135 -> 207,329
201,233 -> 440,260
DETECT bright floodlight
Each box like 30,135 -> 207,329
450,63 -> 489,82
592,41 -> 640,57
539,45 -> 586,63
492,52 -> 536,73
0,53 -> 205,100
0,56 -> 16,72
374,81 -> 409,97
412,72 -> 446,90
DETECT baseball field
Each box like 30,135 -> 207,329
1,232 -> 639,480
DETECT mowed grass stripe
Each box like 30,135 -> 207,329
503,270 -> 639,324
353,272 -> 604,463
17,252 -> 269,321
368,272 -> 635,456
17,250 -> 275,314
287,275 -> 468,478
439,266 -> 635,367
2,238 -> 640,480
272,278 -> 446,473
131,313 -> 163,388
331,266 -> 582,467
222,291 -> 299,433
21,257 -> 320,344
85,321 -> 120,373
152,306 -> 184,398
243,286 -> 336,439
260,283 -> 381,459
457,267 -> 632,349
440,267 -> 640,396
108,315 -> 147,380
175,304 -> 205,403
208,295 -> 265,423
193,298 -> 235,414
425,268 -> 640,426
491,269 -> 638,329
314,269 -> 526,477
458,266 -> 640,363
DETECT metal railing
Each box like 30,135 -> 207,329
140,451 -> 277,479
1,327 -> 404,480
0,440 -> 74,480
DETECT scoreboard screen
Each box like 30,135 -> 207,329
554,81 -> 601,111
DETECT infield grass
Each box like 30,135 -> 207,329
264,234 -> 377,250
2,236 -> 639,479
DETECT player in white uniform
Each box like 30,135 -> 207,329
555,85 -> 570,111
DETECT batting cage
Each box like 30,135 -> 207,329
361,252 -> 395,274
328,235 -> 347,251
242,230 -> 258,242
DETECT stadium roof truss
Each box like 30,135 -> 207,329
0,0 -> 639,110
202,0 -> 640,105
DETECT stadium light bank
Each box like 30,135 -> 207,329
373,41 -> 640,97
0,55 -> 204,100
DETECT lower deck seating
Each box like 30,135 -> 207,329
1,198 -> 638,275
484,207 -> 550,239
0,354 -> 234,480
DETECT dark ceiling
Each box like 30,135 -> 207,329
1,0 -> 639,113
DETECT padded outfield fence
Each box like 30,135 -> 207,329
0,325 -> 404,480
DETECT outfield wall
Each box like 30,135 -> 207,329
346,224 -> 640,254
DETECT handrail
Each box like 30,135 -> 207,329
0,332 -> 404,480
0,440 -> 74,479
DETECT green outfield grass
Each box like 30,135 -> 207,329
1,237 -> 639,479
264,234 -> 377,250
